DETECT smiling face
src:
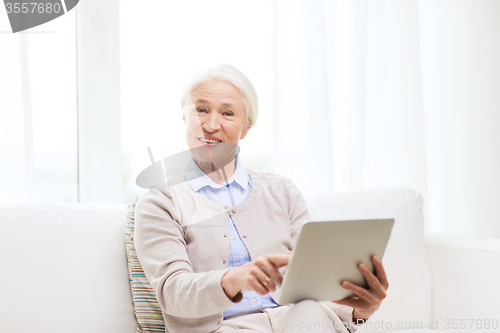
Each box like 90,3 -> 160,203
183,78 -> 250,167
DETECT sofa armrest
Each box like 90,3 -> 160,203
425,233 -> 500,331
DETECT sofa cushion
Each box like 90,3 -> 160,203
306,187 -> 432,333
125,197 -> 166,332
0,203 -> 136,333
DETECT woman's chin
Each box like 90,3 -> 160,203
189,142 -> 240,169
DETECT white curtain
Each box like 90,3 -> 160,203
272,0 -> 500,238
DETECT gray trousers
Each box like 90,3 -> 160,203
216,300 -> 351,333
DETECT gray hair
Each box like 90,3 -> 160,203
180,64 -> 259,128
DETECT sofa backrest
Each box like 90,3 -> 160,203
0,203 -> 137,333
306,187 -> 432,332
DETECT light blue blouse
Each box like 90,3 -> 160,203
183,155 -> 279,318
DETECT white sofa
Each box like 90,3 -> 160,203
1,187 -> 499,333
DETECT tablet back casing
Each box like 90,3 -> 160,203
277,218 -> 394,305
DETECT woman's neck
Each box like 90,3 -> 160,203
192,155 -> 237,185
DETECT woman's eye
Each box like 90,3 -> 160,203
223,111 -> 233,116
196,108 -> 208,114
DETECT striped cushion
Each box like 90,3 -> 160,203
125,197 -> 166,332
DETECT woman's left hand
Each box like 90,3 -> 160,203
332,255 -> 389,321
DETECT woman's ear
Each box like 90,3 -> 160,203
240,126 -> 251,140
182,104 -> 195,124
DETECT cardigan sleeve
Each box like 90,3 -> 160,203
284,177 -> 309,248
134,188 -> 242,319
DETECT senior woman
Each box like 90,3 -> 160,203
134,64 -> 388,333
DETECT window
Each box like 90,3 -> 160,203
0,11 -> 77,205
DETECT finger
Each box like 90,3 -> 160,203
257,255 -> 288,285
266,253 -> 291,268
252,263 -> 277,292
249,265 -> 276,292
243,267 -> 270,295
254,258 -> 282,288
261,277 -> 276,291
359,261 -> 387,300
332,298 -> 366,309
358,262 -> 383,293
341,280 -> 377,304
372,256 -> 389,290
247,275 -> 269,295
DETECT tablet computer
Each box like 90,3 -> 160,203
277,218 -> 394,305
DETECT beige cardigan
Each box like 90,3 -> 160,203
135,169 -> 355,333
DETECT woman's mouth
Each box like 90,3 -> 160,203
198,137 -> 222,145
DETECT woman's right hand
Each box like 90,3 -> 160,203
221,253 -> 291,299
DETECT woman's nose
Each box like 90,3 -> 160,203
202,112 -> 220,132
